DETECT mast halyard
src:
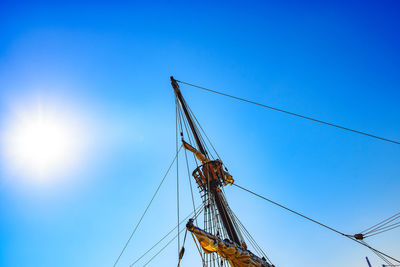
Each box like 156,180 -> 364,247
171,76 -> 273,267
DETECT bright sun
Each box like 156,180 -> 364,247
2,104 -> 83,181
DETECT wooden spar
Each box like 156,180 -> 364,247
170,76 -> 241,245
171,76 -> 207,156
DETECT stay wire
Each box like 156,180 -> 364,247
177,101 -> 200,227
191,232 -> 207,267
176,99 -> 181,254
361,212 -> 400,234
234,212 -> 264,258
232,183 -> 400,264
178,104 -> 202,179
129,204 -> 204,266
363,240 -> 394,266
142,204 -> 204,267
365,223 -> 400,238
184,148 -> 199,225
366,219 -> 400,236
231,210 -> 271,264
176,80 -> 400,145
143,227 -> 186,267
233,183 -> 346,236
113,146 -> 182,266
183,101 -> 214,160
186,103 -> 221,160
177,230 -> 188,267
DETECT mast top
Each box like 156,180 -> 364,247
170,76 -> 180,95
171,76 -> 208,157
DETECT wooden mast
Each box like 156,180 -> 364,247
171,76 -> 241,245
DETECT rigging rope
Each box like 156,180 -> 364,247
143,227 -> 186,267
177,229 -> 188,266
233,183 -> 346,236
362,240 -> 394,266
177,101 -> 199,225
176,80 -> 400,145
231,209 -> 272,264
363,212 -> 400,234
365,223 -> 400,238
113,146 -> 182,267
130,204 -> 204,266
141,204 -> 204,266
355,211 -> 400,239
191,232 -> 207,266
232,183 -> 400,264
187,103 -> 221,160
176,99 -> 181,254
184,147 -> 199,225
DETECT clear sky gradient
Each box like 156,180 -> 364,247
1,1 -> 399,267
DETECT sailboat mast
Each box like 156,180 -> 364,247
171,76 -> 207,156
171,76 -> 241,245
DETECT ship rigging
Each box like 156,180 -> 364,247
172,76 -> 273,267
113,77 -> 400,267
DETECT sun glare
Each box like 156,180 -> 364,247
2,103 -> 84,182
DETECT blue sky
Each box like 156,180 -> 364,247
1,1 -> 399,267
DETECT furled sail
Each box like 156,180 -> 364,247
187,219 -> 273,267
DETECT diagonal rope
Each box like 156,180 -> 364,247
186,103 -> 221,160
191,232 -> 207,266
143,227 -> 186,266
176,79 -> 400,145
363,213 -> 400,235
176,99 -> 181,254
232,183 -> 400,264
367,220 -> 400,235
361,212 -> 400,234
231,210 -> 272,264
130,204 -> 204,266
184,147 -> 199,225
363,240 -> 394,266
177,229 -> 188,267
113,146 -> 182,266
177,103 -> 199,225
233,183 -> 346,236
365,223 -> 400,238
142,205 -> 204,266
353,211 -> 400,239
